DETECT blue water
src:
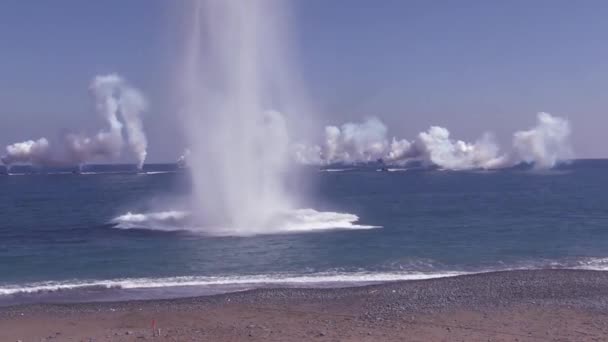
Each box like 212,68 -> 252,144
2,161 -> 608,305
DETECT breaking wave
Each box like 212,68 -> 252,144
319,168 -> 354,172
0,271 -> 463,296
3,257 -> 608,300
111,209 -> 380,235
142,171 -> 176,175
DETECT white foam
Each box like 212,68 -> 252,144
143,171 -> 175,175
264,208 -> 380,233
112,211 -> 191,231
111,208 -> 380,235
80,171 -> 124,175
5,258 -> 608,297
320,168 -> 353,172
574,257 -> 608,271
78,171 -> 152,175
0,271 -> 464,296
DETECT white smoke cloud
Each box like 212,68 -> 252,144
512,112 -> 572,169
1,138 -> 51,165
321,117 -> 389,164
291,143 -> 322,165
385,137 -> 414,162
64,75 -> 125,164
1,74 -> 148,168
111,77 -> 148,169
294,112 -> 572,170
416,128 -> 508,170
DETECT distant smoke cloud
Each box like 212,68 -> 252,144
1,74 -> 148,169
512,112 -> 572,169
416,128 -> 508,170
109,76 -> 148,169
324,117 -> 389,164
295,112 -> 572,170
1,138 -> 51,165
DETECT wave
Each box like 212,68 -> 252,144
81,171 -> 133,175
3,257 -> 608,298
112,209 -> 380,235
142,171 -> 176,175
80,171 -> 176,176
573,257 -> 608,270
6,171 -> 141,176
319,168 -> 354,172
0,271 -> 464,296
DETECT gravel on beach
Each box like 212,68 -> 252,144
3,269 -> 608,341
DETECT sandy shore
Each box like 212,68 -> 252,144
2,269 -> 608,341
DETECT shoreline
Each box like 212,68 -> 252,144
3,269 -> 608,341
3,259 -> 607,307
0,270 -> 471,307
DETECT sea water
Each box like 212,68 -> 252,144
1,160 -> 608,305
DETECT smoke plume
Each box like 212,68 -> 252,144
512,112 -> 572,169
1,74 -> 148,169
1,138 -> 51,166
110,76 -> 148,169
416,128 -> 508,170
295,112 -> 572,170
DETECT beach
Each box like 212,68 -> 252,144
2,269 -> 608,341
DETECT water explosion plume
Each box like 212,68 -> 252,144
158,0 -> 370,235
1,74 -> 148,169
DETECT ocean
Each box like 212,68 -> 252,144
2,160 -> 608,306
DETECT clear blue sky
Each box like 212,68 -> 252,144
1,0 -> 608,161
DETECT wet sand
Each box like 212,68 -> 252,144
2,269 -> 608,341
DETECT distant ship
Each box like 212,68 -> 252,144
177,159 -> 188,169
376,158 -> 388,172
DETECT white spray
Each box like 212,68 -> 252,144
171,0 -> 368,233
179,0 -> 298,229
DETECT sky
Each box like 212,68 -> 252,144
1,0 -> 608,162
